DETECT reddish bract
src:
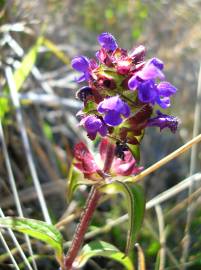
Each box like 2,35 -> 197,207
74,142 -> 99,178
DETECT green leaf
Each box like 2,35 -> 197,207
100,181 -> 144,256
130,184 -> 145,240
75,240 -> 135,270
128,144 -> 140,163
67,162 -> 84,201
0,98 -> 9,119
67,163 -> 97,202
0,37 -> 43,119
0,217 -> 63,258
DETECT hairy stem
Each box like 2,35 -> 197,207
64,140 -> 115,270
64,187 -> 101,269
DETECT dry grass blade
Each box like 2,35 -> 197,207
0,120 -> 38,270
5,66 -> 51,224
181,62 -> 201,269
146,173 -> 201,210
0,230 -> 20,270
0,181 -> 66,209
135,243 -> 146,270
155,205 -> 166,270
9,92 -> 81,108
131,134 -> 201,184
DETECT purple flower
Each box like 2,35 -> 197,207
137,80 -> 157,103
71,56 -> 90,82
136,80 -> 177,108
97,96 -> 130,126
128,57 -> 177,108
147,110 -> 179,133
128,57 -> 165,90
157,81 -> 177,96
97,32 -> 118,52
80,115 -> 108,140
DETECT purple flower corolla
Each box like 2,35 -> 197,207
80,115 -> 108,140
128,57 -> 165,90
136,80 -> 177,108
138,57 -> 164,80
157,81 -> 177,96
128,57 -> 177,108
71,56 -> 90,82
97,32 -> 118,52
97,96 -> 130,126
147,110 -> 179,133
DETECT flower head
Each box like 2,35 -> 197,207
72,32 -> 178,161
147,110 -> 179,133
97,96 -> 130,126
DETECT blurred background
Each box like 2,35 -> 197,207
0,0 -> 201,269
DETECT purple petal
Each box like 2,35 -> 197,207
128,75 -> 140,90
71,56 -> 90,72
104,111 -> 122,126
98,96 -> 130,125
99,124 -> 108,136
147,111 -> 179,133
137,59 -> 165,81
80,115 -> 101,132
80,115 -> 108,139
149,57 -> 164,70
121,102 -> 130,118
138,80 -> 158,103
97,96 -> 130,115
157,82 -> 177,97
97,32 -> 118,51
156,96 -> 171,109
97,96 -> 121,112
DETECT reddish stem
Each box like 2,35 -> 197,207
64,187 -> 100,269
64,140 -> 115,270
